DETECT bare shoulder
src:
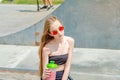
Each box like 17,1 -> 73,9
65,36 -> 74,45
65,36 -> 74,53
42,45 -> 51,55
65,36 -> 74,46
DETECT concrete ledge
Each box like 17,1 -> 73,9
0,44 -> 120,80
0,67 -> 39,80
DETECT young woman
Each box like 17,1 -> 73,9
39,16 -> 74,80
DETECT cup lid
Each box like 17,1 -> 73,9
47,61 -> 58,69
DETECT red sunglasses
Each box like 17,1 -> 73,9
52,26 -> 64,35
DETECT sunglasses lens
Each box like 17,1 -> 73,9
52,30 -> 58,35
59,26 -> 64,31
52,26 -> 64,35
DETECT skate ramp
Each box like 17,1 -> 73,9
0,4 -> 60,45
52,0 -> 120,49
1,1 -> 120,49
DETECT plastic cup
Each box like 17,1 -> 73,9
46,61 -> 58,80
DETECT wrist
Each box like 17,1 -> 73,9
42,75 -> 46,80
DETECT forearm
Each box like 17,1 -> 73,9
62,66 -> 71,80
42,74 -> 46,80
62,53 -> 72,80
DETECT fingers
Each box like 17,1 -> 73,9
45,69 -> 51,78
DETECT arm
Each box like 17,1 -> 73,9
62,37 -> 74,80
42,47 -> 51,80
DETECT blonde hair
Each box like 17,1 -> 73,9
38,16 -> 62,77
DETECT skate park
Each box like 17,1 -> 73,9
0,0 -> 120,80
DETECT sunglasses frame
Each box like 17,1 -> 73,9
51,26 -> 64,35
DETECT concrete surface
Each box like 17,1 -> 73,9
0,4 -> 60,46
0,0 -> 120,79
52,0 -> 120,49
1,0 -> 120,49
0,44 -> 120,80
0,4 -> 59,37
0,68 -> 39,80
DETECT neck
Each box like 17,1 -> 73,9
54,37 -> 64,43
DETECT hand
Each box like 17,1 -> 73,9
42,69 -> 51,79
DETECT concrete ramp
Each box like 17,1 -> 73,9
0,4 -> 60,45
1,1 -> 120,49
52,0 -> 120,49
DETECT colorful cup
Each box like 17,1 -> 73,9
46,61 -> 58,80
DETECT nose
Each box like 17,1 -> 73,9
58,30 -> 62,35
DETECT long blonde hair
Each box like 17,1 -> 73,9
38,16 -> 62,77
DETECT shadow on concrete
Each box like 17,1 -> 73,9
17,10 -> 38,12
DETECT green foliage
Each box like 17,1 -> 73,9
2,0 -> 12,3
14,0 -> 36,4
2,0 -> 64,4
